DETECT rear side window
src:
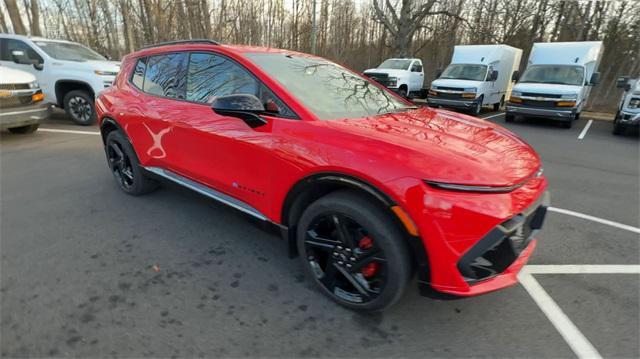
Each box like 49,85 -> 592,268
131,57 -> 147,89
187,52 -> 258,103
144,53 -> 188,99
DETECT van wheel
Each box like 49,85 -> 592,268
505,113 -> 514,123
398,86 -> 408,98
64,90 -> 96,125
612,116 -> 625,135
561,121 -> 572,129
296,190 -> 411,311
8,124 -> 39,134
493,96 -> 504,111
471,96 -> 483,116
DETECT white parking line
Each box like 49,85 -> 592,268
39,128 -> 100,136
481,112 -> 505,120
518,272 -> 603,359
524,264 -> 640,274
578,120 -> 593,140
549,207 -> 640,234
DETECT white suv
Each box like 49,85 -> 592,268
0,34 -> 120,125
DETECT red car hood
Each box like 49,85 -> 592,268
325,107 -> 541,187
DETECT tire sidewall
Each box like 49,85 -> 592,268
105,130 -> 152,195
64,90 -> 96,125
296,192 -> 410,311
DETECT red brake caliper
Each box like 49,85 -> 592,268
358,236 -> 379,278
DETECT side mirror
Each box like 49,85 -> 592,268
489,70 -> 499,81
511,71 -> 520,82
103,54 -> 113,61
435,68 -> 443,78
11,50 -> 43,70
211,94 -> 267,128
589,72 -> 601,86
616,76 -> 631,91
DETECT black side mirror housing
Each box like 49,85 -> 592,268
589,72 -> 601,86
11,50 -> 43,70
616,76 -> 631,91
211,94 -> 267,128
490,70 -> 499,81
511,71 -> 520,82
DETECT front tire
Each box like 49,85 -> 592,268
105,130 -> 158,196
8,124 -> 39,134
505,113 -> 514,122
471,96 -> 483,116
493,95 -> 504,111
64,90 -> 96,125
397,86 -> 408,98
296,190 -> 411,311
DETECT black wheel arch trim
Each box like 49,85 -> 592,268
281,172 -> 431,286
55,80 -> 95,108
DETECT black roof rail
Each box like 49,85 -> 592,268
137,39 -> 221,51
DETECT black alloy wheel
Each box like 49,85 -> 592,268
64,90 -> 96,125
304,213 -> 387,304
107,138 -> 135,191
297,190 -> 411,311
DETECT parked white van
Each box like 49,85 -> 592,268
0,66 -> 50,133
427,45 -> 522,115
0,34 -> 120,125
363,58 -> 424,97
506,41 -> 603,128
613,76 -> 639,135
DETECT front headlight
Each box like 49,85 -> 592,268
424,168 -> 543,193
94,70 -> 118,76
28,81 -> 39,89
388,77 -> 398,86
464,87 -> 477,93
561,94 -> 578,100
629,98 -> 640,109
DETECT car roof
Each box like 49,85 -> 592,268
0,33 -> 75,44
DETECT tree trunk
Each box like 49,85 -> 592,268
4,0 -> 27,35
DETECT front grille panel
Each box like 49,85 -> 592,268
0,83 -> 30,90
0,95 -> 32,108
522,100 -> 558,108
458,199 -> 547,283
521,92 -> 562,98
432,92 -> 463,99
437,86 -> 464,91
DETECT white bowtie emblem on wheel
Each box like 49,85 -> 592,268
143,123 -> 172,159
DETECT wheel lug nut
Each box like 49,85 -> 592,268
346,248 -> 351,252
346,264 -> 352,268
337,246 -> 343,250
350,257 -> 356,261
338,261 -> 344,265
333,252 -> 338,257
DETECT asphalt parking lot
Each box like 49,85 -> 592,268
1,109 -> 638,358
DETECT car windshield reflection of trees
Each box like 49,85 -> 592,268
288,59 -> 411,119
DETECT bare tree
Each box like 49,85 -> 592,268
4,0 -> 27,34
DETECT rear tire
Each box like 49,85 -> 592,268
398,86 -> 408,98
505,113 -> 514,123
561,120 -> 572,129
8,124 -> 39,134
296,190 -> 412,311
493,96 -> 504,111
105,130 -> 158,196
64,90 -> 96,125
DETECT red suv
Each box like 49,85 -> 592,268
97,40 -> 549,311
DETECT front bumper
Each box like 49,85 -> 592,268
386,174 -> 549,297
506,104 -> 576,120
0,102 -> 51,130
617,111 -> 640,127
427,96 -> 478,109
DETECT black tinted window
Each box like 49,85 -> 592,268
144,53 -> 188,99
187,53 -> 259,103
131,57 -> 147,89
1,39 -> 43,62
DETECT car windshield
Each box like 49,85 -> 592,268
378,59 -> 412,70
33,41 -> 106,62
519,65 -> 584,86
246,53 -> 414,120
440,64 -> 487,81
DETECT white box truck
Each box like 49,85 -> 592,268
427,44 -> 522,115
506,41 -> 603,128
363,58 -> 424,98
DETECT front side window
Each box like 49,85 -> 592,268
246,53 -> 412,120
519,65 -> 584,86
144,53 -> 188,99
2,39 -> 43,62
378,59 -> 412,70
33,41 -> 104,62
187,52 -> 294,117
440,64 -> 488,81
